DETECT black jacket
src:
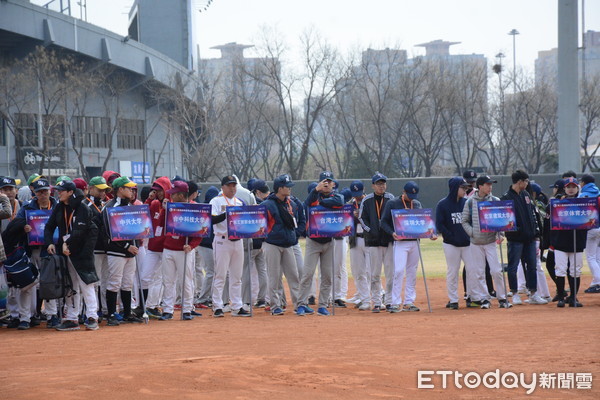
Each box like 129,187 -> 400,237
95,196 -> 137,258
358,192 -> 395,247
82,196 -> 106,254
44,189 -> 99,285
501,187 -> 539,243
2,196 -> 57,255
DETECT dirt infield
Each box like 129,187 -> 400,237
3,275 -> 599,399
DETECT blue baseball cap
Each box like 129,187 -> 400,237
372,172 -> 387,184
350,180 -> 364,197
340,188 -> 352,203
273,174 -> 294,192
319,171 -> 334,181
247,178 -> 257,191
530,182 -> 542,194
404,181 -> 419,200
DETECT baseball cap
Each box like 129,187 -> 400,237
350,180 -> 364,197
221,175 -> 237,186
530,182 -> 542,194
31,179 -> 50,192
564,177 -> 578,187
372,172 -> 387,184
89,176 -> 110,190
273,174 -> 294,191
319,171 -> 334,181
102,170 -> 121,185
341,188 -> 352,203
167,180 -> 189,194
53,180 -> 76,192
549,179 -> 565,191
404,181 -> 419,199
27,173 -> 44,186
253,179 -> 270,193
172,175 -> 185,182
476,175 -> 497,187
580,174 -> 595,185
73,178 -> 88,191
55,175 -> 72,185
0,177 -> 17,188
247,178 -> 257,191
111,176 -> 136,189
463,170 -> 478,183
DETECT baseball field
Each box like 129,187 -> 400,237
3,240 -> 599,399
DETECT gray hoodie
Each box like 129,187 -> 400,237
461,190 -> 504,245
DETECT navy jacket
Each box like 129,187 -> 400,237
380,196 -> 422,241
501,187 -> 539,243
264,193 -> 300,248
435,178 -> 470,247
2,196 -> 57,255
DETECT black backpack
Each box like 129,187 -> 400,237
39,254 -> 75,300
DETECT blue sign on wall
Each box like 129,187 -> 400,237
131,161 -> 150,184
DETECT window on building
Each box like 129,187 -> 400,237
14,113 -> 38,147
117,118 -> 144,149
72,116 -> 111,148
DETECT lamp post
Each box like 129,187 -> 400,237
508,29 -> 519,93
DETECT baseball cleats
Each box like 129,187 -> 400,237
317,307 -> 330,316
388,306 -> 401,313
402,304 -> 420,312
254,300 -> 267,308
333,299 -> 347,308
480,300 -> 491,309
47,315 -> 60,328
446,302 -> 459,310
371,305 -> 381,313
584,284 -> 600,293
295,307 -> 305,316
528,294 -> 548,305
557,299 -> 566,308
233,308 -> 251,317
299,305 -> 314,315
123,314 -> 144,323
182,313 -> 194,320
107,314 -> 120,326
271,307 -> 284,316
498,300 -> 513,309
213,309 -> 224,318
190,310 -> 202,316
85,318 -> 99,330
56,320 -> 80,331
159,313 -> 173,321
17,321 -> 30,330
146,308 -> 162,319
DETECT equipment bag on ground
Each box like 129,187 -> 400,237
3,247 -> 39,290
39,254 -> 74,300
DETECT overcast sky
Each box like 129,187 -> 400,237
36,0 -> 600,71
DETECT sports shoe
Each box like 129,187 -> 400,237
568,299 -> 583,307
557,299 -> 566,308
56,320 -> 80,331
146,308 -> 162,319
132,306 -> 144,318
542,296 -> 552,302
195,302 -> 211,309
584,284 -> 600,293
17,321 -> 30,330
403,304 -> 420,312
467,300 -> 481,308
446,302 -> 459,310
271,307 -> 284,316
295,307 -> 305,316
223,304 -> 232,313
190,310 -> 202,316
333,299 -> 347,308
388,305 -> 401,313
480,300 -> 491,309
512,294 -> 523,305
0,310 -> 10,320
506,291 -> 513,297
498,299 -> 513,309
114,313 -> 124,321
159,312 -> 173,320
300,305 -> 314,315
308,295 -> 316,305
30,316 -> 42,327
47,315 -> 60,328
317,307 -> 330,316
528,293 -> 548,305
107,314 -> 120,326
358,303 -> 371,311
213,309 -> 224,318
371,305 -> 381,313
7,318 -> 19,329
123,314 -> 144,323
182,313 -> 194,320
85,318 -> 99,330
233,308 -> 251,317
254,300 -> 267,308
385,304 -> 392,312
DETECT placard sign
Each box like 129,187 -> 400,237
106,204 -> 154,241
26,209 -> 58,245
227,205 -> 268,239
165,203 -> 212,237
550,197 -> 600,231
308,205 -> 354,238
477,200 -> 517,232
391,208 -> 436,239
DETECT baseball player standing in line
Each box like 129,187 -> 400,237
358,173 -> 395,312
95,177 -> 144,326
210,176 -> 251,317
435,177 -> 471,310
157,181 -> 202,320
262,174 -> 303,316
297,171 -> 344,316
347,181 -> 371,310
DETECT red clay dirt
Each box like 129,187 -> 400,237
3,276 -> 599,399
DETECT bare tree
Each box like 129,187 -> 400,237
581,73 -> 600,172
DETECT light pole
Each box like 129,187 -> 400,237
508,29 -> 519,93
